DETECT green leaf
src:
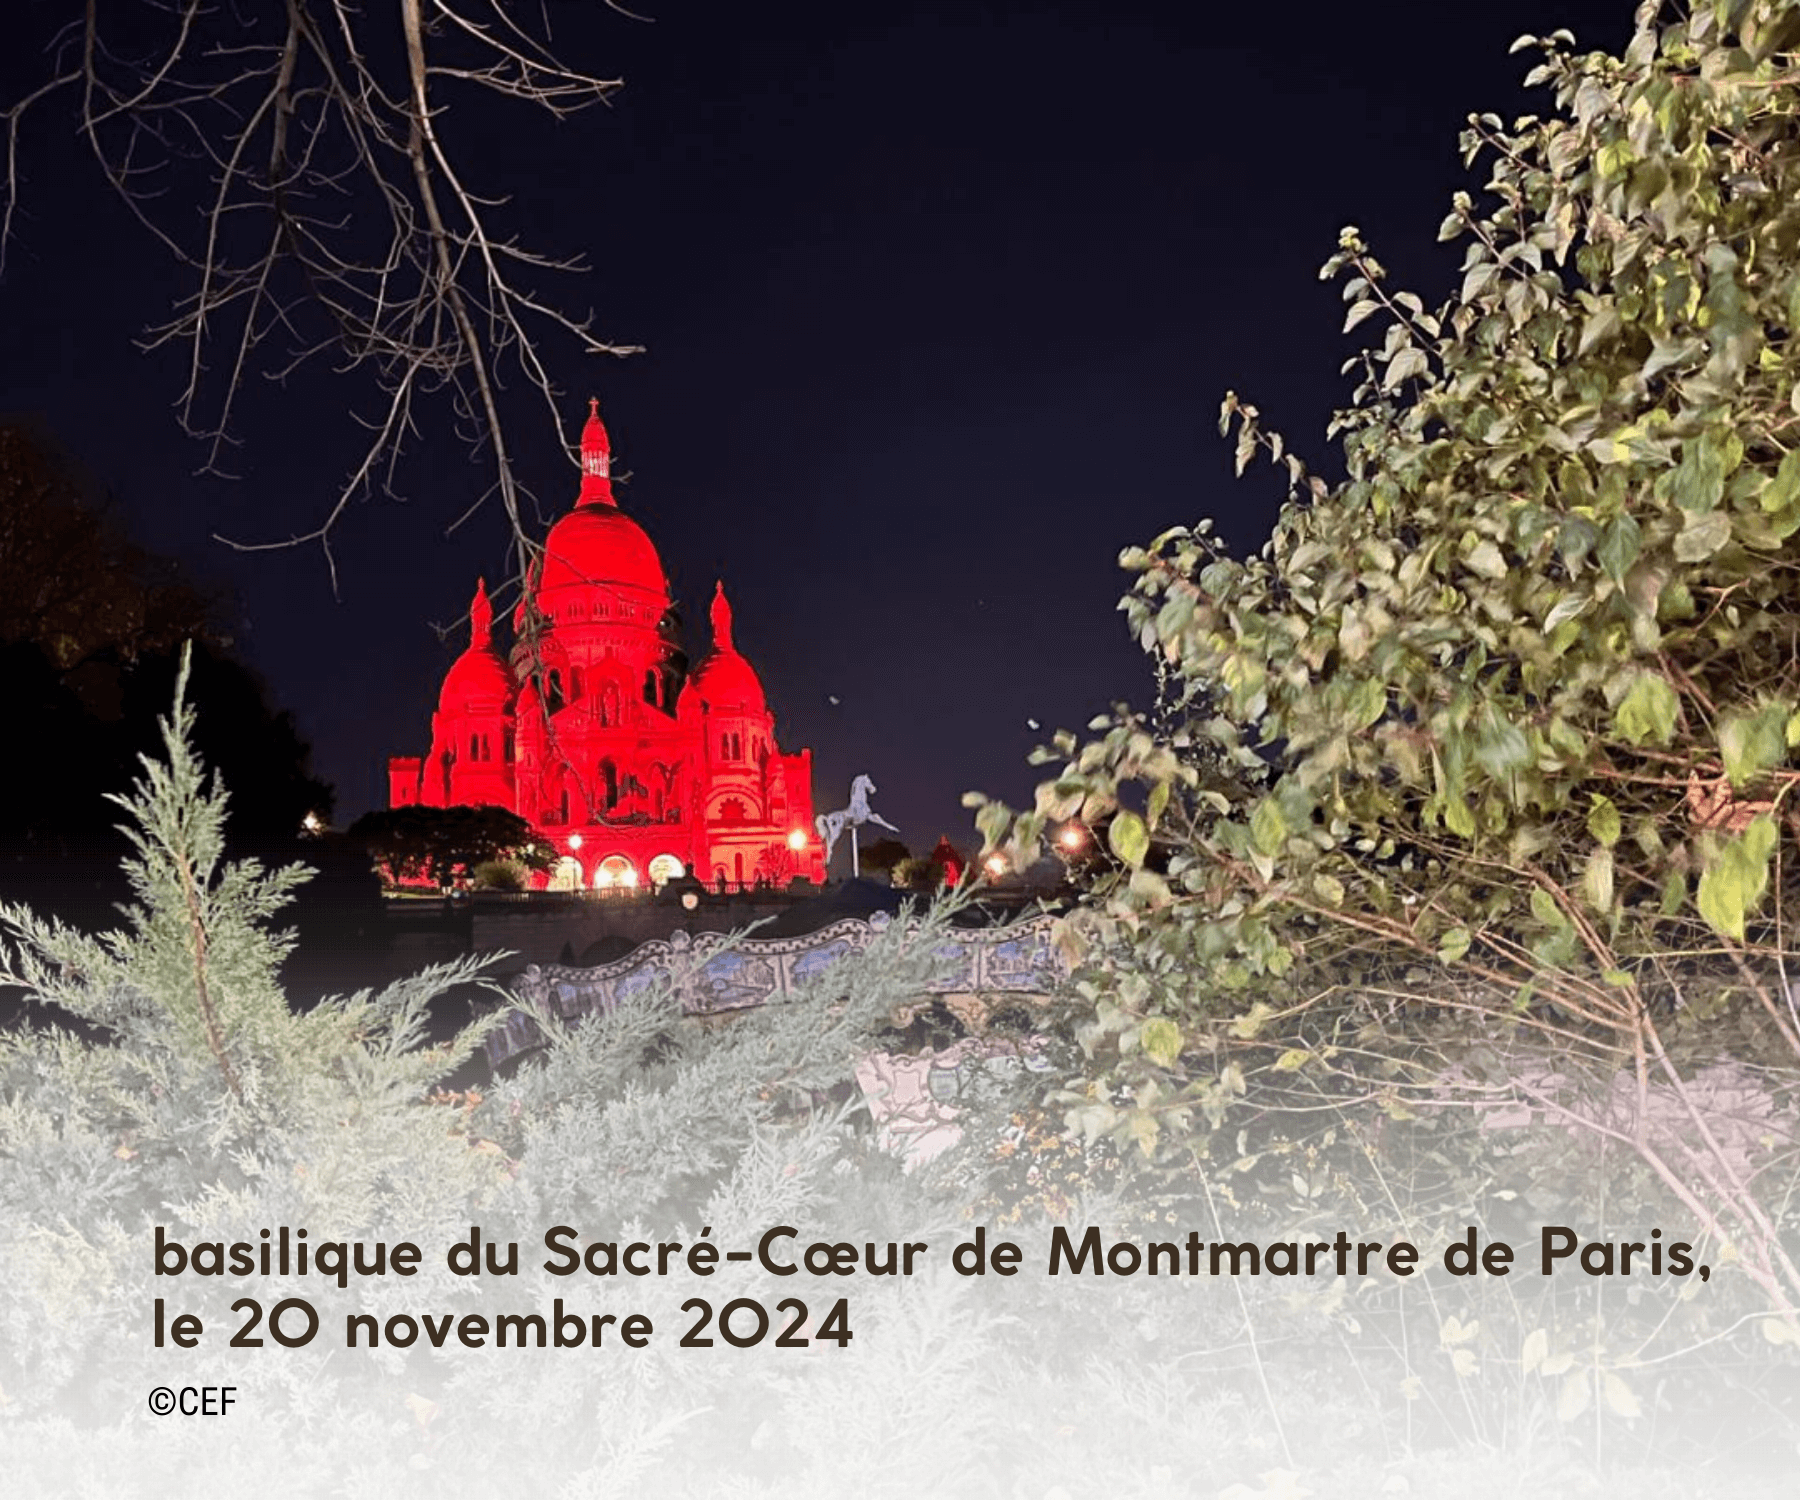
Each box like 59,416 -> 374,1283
1146,780 -> 1171,832
1349,677 -> 1387,729
1384,346 -> 1430,391
1660,868 -> 1687,916
1109,811 -> 1150,868
1273,1048 -> 1311,1072
1251,797 -> 1287,856
1141,1018 -> 1182,1067
1614,673 -> 1679,746
1438,926 -> 1473,964
1595,514 -> 1641,583
1530,886 -> 1569,930
1673,509 -> 1731,562
1229,1002 -> 1275,1040
1474,709 -> 1530,776
1586,795 -> 1621,847
1761,449 -> 1800,514
1718,703 -> 1788,789
1463,538 -> 1508,580
1582,845 -> 1615,914
1697,815 -> 1778,941
1670,432 -> 1726,511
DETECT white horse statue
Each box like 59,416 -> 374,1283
816,774 -> 898,878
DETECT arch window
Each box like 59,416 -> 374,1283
647,854 -> 684,887
595,854 -> 638,890
719,797 -> 747,825
548,856 -> 584,892
546,670 -> 565,715
600,759 -> 620,811
643,669 -> 658,707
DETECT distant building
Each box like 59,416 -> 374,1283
388,400 -> 825,891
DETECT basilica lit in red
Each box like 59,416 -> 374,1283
388,400 -> 825,891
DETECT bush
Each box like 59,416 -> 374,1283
469,858 -> 527,892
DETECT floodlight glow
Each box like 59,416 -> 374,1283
787,829 -> 807,850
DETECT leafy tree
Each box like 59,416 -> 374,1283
348,803 -> 555,890
0,425 -> 332,848
979,0 -> 1800,1318
859,838 -> 912,877
0,423 -> 214,673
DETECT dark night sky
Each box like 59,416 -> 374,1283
0,0 -> 1635,849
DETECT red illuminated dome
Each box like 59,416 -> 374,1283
438,580 -> 514,712
539,505 -> 669,596
689,582 -> 766,712
537,399 -> 668,599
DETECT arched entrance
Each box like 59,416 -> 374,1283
647,853 -> 685,888
594,854 -> 638,890
547,855 -> 585,891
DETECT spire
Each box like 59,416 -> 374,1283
710,580 -> 735,652
578,396 -> 614,507
470,577 -> 493,648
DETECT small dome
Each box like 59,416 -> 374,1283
438,578 -> 514,712
690,648 -> 766,713
689,581 -> 765,712
439,646 -> 514,713
539,504 -> 669,597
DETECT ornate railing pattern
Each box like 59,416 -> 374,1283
484,911 -> 1064,1069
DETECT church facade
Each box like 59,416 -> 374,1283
388,401 -> 825,891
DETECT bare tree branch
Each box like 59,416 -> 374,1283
2,0 -> 644,590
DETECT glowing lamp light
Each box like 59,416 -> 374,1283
301,811 -> 322,835
787,829 -> 808,850
681,892 -> 700,911
568,833 -> 583,851
984,854 -> 1008,877
622,868 -> 639,888
1059,825 -> 1085,851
